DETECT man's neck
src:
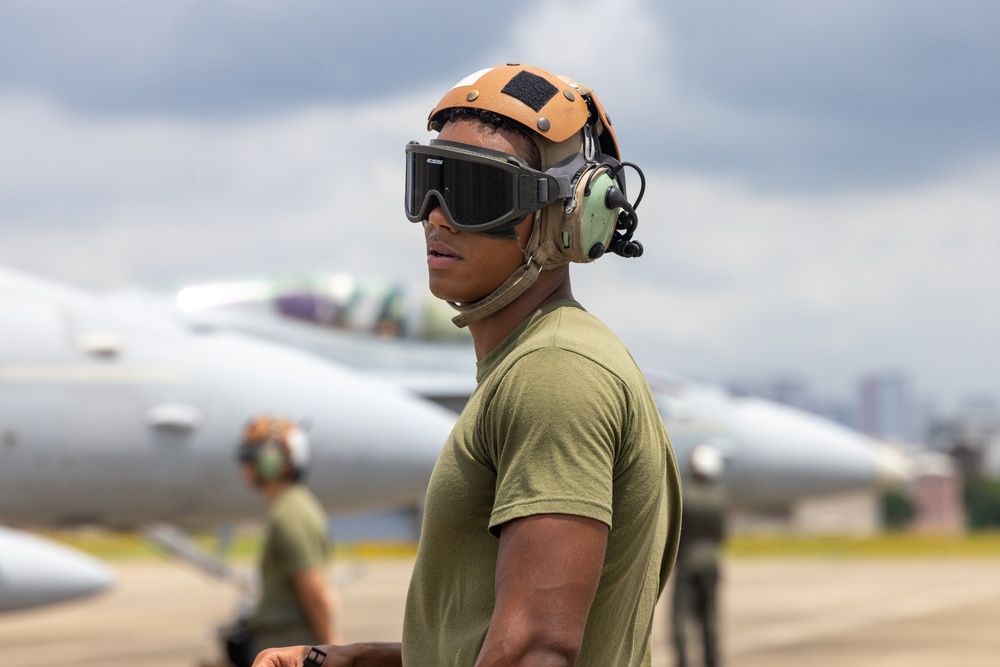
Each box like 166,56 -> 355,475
468,267 -> 574,361
260,480 -> 293,505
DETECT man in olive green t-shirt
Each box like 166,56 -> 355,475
253,63 -> 681,667
403,300 -> 678,666
238,416 -> 340,662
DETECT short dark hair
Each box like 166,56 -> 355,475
434,107 -> 541,171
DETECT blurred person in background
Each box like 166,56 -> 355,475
672,444 -> 728,667
230,416 -> 341,666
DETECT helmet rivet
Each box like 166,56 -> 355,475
606,114 -> 613,126
537,117 -> 551,132
563,90 -> 576,102
466,90 -> 480,102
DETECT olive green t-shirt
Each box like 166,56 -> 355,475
403,300 -> 682,666
252,484 -> 328,635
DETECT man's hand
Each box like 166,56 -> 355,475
251,645 -> 310,667
251,643 -> 403,667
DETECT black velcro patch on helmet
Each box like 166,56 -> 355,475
501,71 -> 558,113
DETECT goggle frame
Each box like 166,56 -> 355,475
404,139 -> 562,233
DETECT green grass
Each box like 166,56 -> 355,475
40,529 -> 263,561
40,528 -> 417,562
726,531 -> 1000,559
40,528 -> 1000,562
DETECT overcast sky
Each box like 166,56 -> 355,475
1,0 -> 997,414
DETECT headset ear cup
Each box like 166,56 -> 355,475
560,167 -> 619,263
580,167 -> 619,262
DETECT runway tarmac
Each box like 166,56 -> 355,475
3,556 -> 1000,666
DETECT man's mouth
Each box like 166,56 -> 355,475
427,241 -> 460,260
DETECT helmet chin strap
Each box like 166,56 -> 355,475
449,240 -> 557,328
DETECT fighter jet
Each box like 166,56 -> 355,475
1,267 -> 907,612
177,273 -> 909,510
0,266 -> 456,611
645,371 -> 907,508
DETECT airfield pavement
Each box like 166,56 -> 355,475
2,556 -> 1000,666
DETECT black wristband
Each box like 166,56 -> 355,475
303,646 -> 327,667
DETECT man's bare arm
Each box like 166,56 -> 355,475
475,513 -> 609,667
293,567 -> 335,644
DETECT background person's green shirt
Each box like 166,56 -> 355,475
252,484 -> 328,641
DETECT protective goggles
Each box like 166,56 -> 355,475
405,139 -> 563,233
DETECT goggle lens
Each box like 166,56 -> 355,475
405,141 -> 558,233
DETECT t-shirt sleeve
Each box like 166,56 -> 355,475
273,508 -> 327,574
483,347 -> 626,535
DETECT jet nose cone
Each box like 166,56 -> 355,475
728,398 -> 888,505
0,528 -> 115,612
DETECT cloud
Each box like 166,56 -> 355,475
575,157 -> 1000,402
0,0 -> 532,117
0,88 -> 437,286
640,1 -> 1000,190
3,0 -> 998,191
0,0 -> 997,408
482,0 -> 1000,192
0,83 -> 996,405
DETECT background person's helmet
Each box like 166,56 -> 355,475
238,415 -> 310,483
689,444 -> 725,482
425,64 -> 645,326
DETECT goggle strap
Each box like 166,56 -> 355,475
545,152 -> 591,199
449,241 -> 557,328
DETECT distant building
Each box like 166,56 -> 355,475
727,376 -> 855,429
727,375 -> 813,411
926,400 -> 1000,478
763,376 -> 812,411
857,371 -> 915,443
907,452 -> 965,535
810,398 -> 856,430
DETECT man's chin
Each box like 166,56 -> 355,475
429,281 -> 479,306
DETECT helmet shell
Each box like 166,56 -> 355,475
428,64 -> 619,166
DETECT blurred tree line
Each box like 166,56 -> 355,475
880,476 -> 1000,531
880,488 -> 916,530
963,476 -> 1000,529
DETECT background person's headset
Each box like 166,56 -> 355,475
240,417 -> 308,484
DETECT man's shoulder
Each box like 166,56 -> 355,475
514,302 -> 639,380
515,301 -> 623,356
271,485 -> 326,524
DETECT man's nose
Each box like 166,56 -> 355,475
425,203 -> 458,233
